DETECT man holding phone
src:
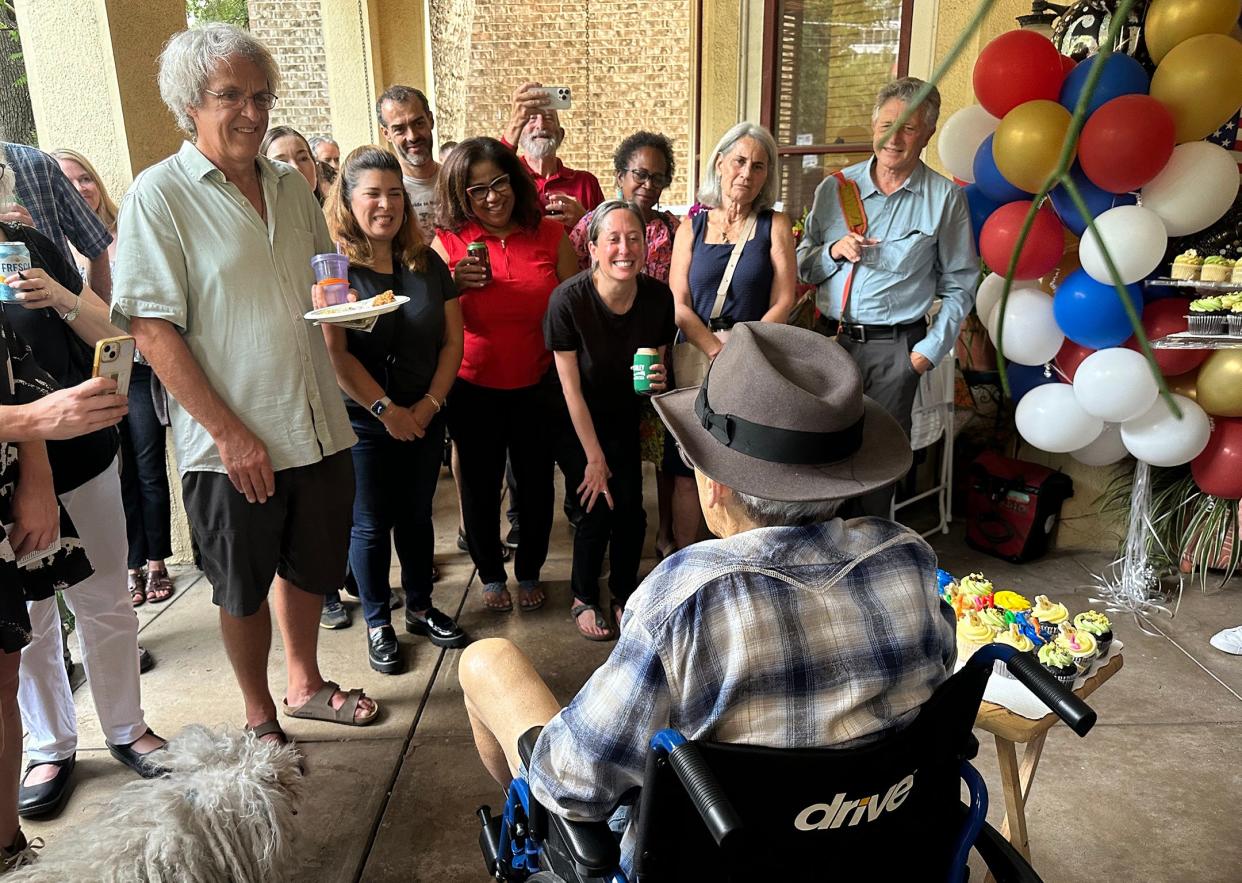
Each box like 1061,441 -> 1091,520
501,82 -> 604,231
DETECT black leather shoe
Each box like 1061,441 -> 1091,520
405,606 -> 467,648
368,624 -> 403,674
17,755 -> 75,819
139,644 -> 154,674
107,728 -> 169,779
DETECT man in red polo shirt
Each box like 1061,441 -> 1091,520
502,82 -> 605,231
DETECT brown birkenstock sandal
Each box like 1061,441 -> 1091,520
281,681 -> 379,727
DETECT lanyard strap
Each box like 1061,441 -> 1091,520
832,171 -> 868,323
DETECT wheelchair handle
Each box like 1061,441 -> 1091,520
667,742 -> 745,848
970,644 -> 1097,737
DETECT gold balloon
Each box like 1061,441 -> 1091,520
1144,0 -> 1242,65
1150,34 -> 1242,144
1041,235 -> 1081,293
994,101 -> 1073,193
1165,368 -> 1200,402
1196,350 -> 1242,417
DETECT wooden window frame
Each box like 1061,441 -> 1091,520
759,0 -> 915,160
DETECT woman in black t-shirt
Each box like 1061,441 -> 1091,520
321,147 -> 465,675
544,201 -> 676,640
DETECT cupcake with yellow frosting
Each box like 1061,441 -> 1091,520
978,607 -> 1008,633
1055,623 -> 1098,677
1031,595 -> 1069,641
1074,611 -> 1113,657
1170,249 -> 1202,281
1037,642 -> 1077,686
956,611 -> 997,663
992,590 -> 1031,613
993,623 -> 1037,678
1201,255 -> 1235,283
955,573 -> 994,612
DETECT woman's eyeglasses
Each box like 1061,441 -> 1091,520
626,168 -> 671,189
465,174 -> 512,203
204,88 -> 279,111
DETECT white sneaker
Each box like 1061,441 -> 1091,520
1209,626 -> 1242,655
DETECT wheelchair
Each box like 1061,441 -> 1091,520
477,644 -> 1096,882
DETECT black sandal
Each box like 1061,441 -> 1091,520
571,603 -> 615,642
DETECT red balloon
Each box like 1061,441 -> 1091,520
1079,95 -> 1176,194
973,31 -> 1066,118
953,177 -> 969,187
1059,55 -> 1077,77
1192,418 -> 1242,499
1123,298 -> 1211,377
979,201 -> 1066,280
1054,338 -> 1095,382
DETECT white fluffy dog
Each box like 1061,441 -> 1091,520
9,725 -> 303,883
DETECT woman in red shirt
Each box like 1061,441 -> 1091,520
432,137 -> 577,614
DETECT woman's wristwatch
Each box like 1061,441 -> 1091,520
370,395 -> 393,417
60,294 -> 82,323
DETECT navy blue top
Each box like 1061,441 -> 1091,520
687,209 -> 775,326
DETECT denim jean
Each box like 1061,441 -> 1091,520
348,411 -> 446,627
119,363 -> 172,569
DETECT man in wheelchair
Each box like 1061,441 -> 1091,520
461,322 -> 965,879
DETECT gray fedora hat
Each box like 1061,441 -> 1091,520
653,322 -> 912,503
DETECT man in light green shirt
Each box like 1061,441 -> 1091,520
112,24 -> 377,741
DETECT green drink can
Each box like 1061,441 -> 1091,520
632,347 -> 659,394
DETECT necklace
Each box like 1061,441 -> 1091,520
715,212 -> 743,244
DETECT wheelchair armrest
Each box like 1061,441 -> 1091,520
974,820 -> 1043,883
518,726 -> 543,767
545,812 -> 623,878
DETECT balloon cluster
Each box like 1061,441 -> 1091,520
936,3 -> 1242,499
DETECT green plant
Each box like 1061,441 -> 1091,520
186,0 -> 249,28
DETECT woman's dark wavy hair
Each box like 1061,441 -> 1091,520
325,146 -> 427,272
612,131 -> 675,181
435,136 -> 542,233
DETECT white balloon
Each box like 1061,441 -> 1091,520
974,273 -> 1040,325
1070,422 -> 1130,466
1072,348 -> 1159,423
1079,205 -> 1168,285
937,105 -> 999,183
1016,384 -> 1104,453
987,287 -> 1064,366
1120,394 -> 1211,467
1141,142 -> 1241,237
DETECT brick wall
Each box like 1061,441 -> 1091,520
247,0 -> 333,140
431,0 -> 695,202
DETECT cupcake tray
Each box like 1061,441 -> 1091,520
954,639 -> 1123,721
1151,332 -> 1242,350
1146,278 -> 1240,292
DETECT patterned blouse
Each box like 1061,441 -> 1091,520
569,209 -> 679,284
0,314 -> 93,653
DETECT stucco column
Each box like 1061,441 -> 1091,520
319,0 -> 434,150
14,0 -> 185,197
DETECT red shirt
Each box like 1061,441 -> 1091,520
500,139 -> 606,212
438,218 -> 565,389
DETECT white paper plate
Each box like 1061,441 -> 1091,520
304,294 -> 408,324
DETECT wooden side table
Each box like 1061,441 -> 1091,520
974,653 -> 1124,877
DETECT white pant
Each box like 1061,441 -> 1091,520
18,457 -> 148,762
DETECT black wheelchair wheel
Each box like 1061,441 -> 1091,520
526,873 -> 570,883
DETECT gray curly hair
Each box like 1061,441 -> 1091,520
157,23 -> 281,137
872,77 -> 941,130
695,122 -> 779,212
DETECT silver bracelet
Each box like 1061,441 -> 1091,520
423,392 -> 443,412
60,295 -> 82,323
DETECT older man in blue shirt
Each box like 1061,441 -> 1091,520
797,77 -> 976,514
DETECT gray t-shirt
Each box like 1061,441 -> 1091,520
403,172 -> 438,239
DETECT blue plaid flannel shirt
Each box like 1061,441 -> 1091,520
4,142 -> 112,267
527,516 -> 956,873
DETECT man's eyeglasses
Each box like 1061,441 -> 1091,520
204,88 -> 279,111
626,168 -> 671,189
466,174 -> 512,203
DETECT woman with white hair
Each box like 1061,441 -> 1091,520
664,122 -> 796,550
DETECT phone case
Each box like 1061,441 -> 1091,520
543,86 -> 572,110
92,335 -> 137,398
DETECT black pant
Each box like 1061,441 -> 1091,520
119,363 -> 172,569
556,411 -> 646,608
348,412 -> 445,626
448,379 -> 553,585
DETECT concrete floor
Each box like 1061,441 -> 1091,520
24,467 -> 1242,882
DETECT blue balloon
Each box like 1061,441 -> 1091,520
964,184 -> 1002,244
1005,360 -> 1060,405
1049,163 -> 1137,237
1053,269 -> 1145,349
1059,53 -> 1149,117
973,134 -> 1031,204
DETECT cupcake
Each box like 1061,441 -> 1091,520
1055,622 -> 1098,677
1233,262 -> 1242,286
992,590 -> 1031,613
978,607 -> 1008,633
1074,611 -> 1113,657
993,623 -> 1037,678
1031,594 -> 1068,625
1170,249 -> 1203,281
1201,255 -> 1235,283
957,611 -> 997,663
1229,300 -> 1242,338
1038,642 -> 1077,686
1188,297 -> 1226,335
